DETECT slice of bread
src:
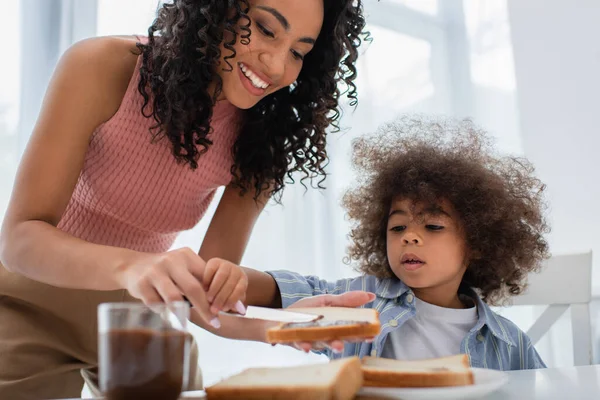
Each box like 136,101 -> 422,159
361,354 -> 474,388
266,307 -> 380,344
205,357 -> 363,400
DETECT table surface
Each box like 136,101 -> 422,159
60,365 -> 600,400
59,391 -> 206,400
486,365 -> 600,400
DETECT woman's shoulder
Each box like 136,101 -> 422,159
57,36 -> 141,121
63,35 -> 140,82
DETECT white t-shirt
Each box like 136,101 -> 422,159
381,295 -> 478,360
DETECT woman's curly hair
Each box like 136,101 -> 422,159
343,116 -> 550,305
136,0 -> 368,199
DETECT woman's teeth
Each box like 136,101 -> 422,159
240,63 -> 269,89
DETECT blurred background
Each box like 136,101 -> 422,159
1,0 -> 599,391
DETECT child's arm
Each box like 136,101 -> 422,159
233,267 -> 344,309
525,336 -> 547,369
203,259 -> 348,312
262,269 -> 347,308
502,322 -> 547,370
242,267 -> 284,308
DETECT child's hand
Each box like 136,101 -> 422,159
202,258 -> 248,316
283,291 -> 377,353
290,337 -> 376,354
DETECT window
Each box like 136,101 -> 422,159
360,26 -> 434,117
391,0 -> 438,15
96,0 -> 163,37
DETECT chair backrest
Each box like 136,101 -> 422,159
505,251 -> 593,366
509,251 -> 592,306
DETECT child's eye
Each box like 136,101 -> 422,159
426,225 -> 444,231
256,23 -> 274,38
390,226 -> 406,232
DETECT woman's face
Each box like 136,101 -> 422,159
216,0 -> 324,109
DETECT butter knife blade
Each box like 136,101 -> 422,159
227,306 -> 320,323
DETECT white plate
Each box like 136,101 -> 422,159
180,390 -> 206,399
358,368 -> 508,400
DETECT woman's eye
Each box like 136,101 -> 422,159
390,226 -> 406,232
256,23 -> 274,38
426,225 -> 444,231
291,50 -> 304,61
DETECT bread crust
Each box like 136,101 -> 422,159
205,357 -> 363,400
360,354 -> 474,388
267,321 -> 381,343
362,370 -> 474,388
265,308 -> 380,343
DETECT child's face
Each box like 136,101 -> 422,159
386,197 -> 468,292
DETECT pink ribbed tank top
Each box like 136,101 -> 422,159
57,56 -> 241,253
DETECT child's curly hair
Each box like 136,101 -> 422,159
343,116 -> 550,305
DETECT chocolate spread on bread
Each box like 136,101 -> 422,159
280,316 -> 371,329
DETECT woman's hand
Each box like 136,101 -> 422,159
285,291 -> 377,353
116,247 -> 221,327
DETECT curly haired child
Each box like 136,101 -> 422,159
204,115 -> 550,370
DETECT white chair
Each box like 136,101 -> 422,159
508,251 -> 593,366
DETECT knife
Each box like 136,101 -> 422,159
223,306 -> 320,323
183,296 -> 319,323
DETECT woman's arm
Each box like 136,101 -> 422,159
0,37 -> 141,290
198,184 -> 282,308
199,184 -> 268,265
0,37 -> 239,324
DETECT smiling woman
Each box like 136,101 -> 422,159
0,0 -> 369,398
219,3 -> 323,104
138,0 -> 365,196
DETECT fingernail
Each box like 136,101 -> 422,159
235,300 -> 247,315
210,318 -> 221,329
211,306 -> 220,315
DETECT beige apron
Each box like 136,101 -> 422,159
0,265 -> 202,400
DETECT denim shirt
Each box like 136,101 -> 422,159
266,270 -> 546,371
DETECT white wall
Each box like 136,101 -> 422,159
508,0 -> 600,293
498,0 -> 600,367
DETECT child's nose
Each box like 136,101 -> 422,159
402,232 -> 422,245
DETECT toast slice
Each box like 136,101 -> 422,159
266,307 -> 380,344
205,357 -> 363,400
361,354 -> 474,388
